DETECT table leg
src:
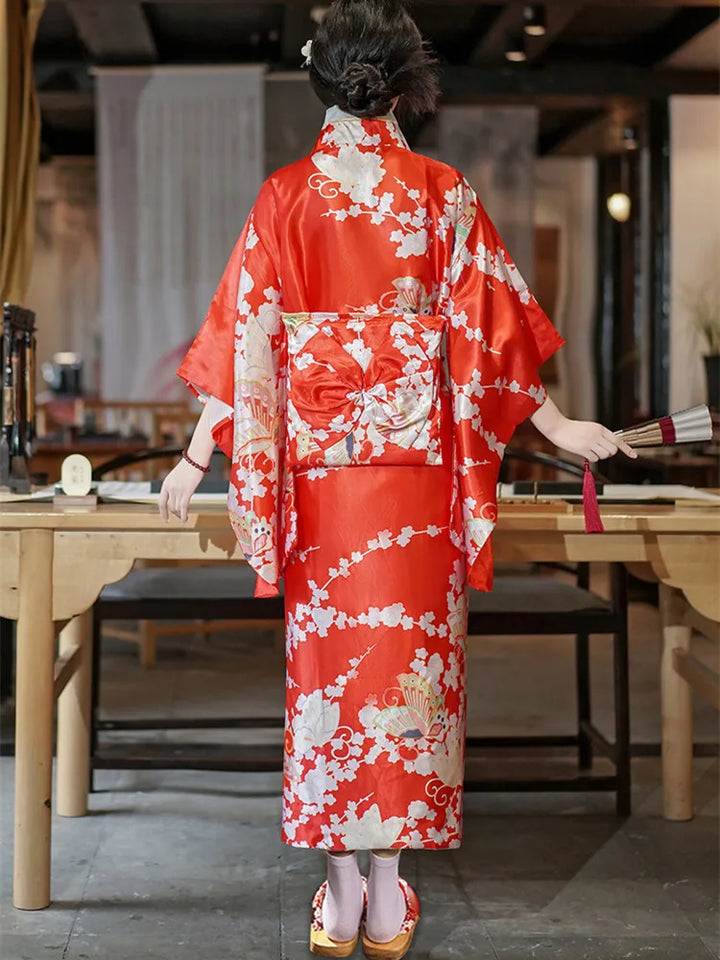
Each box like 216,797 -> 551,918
57,610 -> 92,817
14,529 -> 54,909
659,583 -> 693,821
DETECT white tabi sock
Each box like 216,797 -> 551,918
366,850 -> 406,943
323,850 -> 364,943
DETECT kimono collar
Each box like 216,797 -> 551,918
314,105 -> 410,152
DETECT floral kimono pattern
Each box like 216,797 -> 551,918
178,106 -> 564,850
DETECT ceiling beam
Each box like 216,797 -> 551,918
65,1 -> 157,64
525,2 -> 586,62
469,2 -> 523,66
36,62 -> 719,106
635,8 -> 720,67
538,108 -> 606,156
470,2 -> 588,66
439,63 -> 720,102
539,100 -> 647,156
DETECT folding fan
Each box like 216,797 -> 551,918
614,405 -> 713,448
584,405 -> 715,534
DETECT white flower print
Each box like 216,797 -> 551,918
408,800 -> 432,820
292,690 -> 341,757
337,803 -> 404,849
391,227 -> 429,260
312,146 -> 385,207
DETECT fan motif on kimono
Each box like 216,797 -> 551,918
373,673 -> 445,740
235,379 -> 281,461
232,511 -> 272,560
378,277 -> 435,315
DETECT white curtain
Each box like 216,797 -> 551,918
97,66 -> 265,400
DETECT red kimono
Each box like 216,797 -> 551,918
178,107 -> 564,851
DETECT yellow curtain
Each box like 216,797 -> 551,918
0,0 -> 45,303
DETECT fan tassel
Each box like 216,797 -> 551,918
583,461 -> 604,534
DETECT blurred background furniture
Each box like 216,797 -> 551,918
74,399 -> 194,445
31,398 -> 198,482
31,436 -> 150,483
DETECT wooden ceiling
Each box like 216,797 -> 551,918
35,0 -> 719,158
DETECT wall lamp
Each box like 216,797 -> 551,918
606,123 -> 641,222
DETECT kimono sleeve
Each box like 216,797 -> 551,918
177,221 -> 250,458
177,179 -> 286,598
446,178 -> 565,589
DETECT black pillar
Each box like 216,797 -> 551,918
595,152 -> 642,430
648,99 -> 671,419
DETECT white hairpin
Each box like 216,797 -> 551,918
301,40 -> 313,67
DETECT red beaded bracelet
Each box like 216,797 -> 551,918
182,449 -> 211,474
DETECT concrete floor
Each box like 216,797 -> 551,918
1,577 -> 718,960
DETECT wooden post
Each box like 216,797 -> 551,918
14,529 -> 54,909
56,609 -> 93,817
659,583 -> 694,821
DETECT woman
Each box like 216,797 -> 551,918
159,1 -> 636,956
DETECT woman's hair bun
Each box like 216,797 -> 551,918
335,62 -> 394,119
309,0 -> 439,120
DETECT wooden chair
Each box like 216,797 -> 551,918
466,564 -> 629,815
89,446 -> 284,783
455,450 -> 631,815
92,447 -> 237,665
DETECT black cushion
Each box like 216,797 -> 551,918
99,564 -> 281,601
469,577 -> 611,615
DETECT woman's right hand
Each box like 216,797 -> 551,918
549,418 -> 638,464
158,458 -> 206,523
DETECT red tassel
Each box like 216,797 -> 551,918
583,461 -> 604,534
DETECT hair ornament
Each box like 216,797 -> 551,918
301,40 -> 313,67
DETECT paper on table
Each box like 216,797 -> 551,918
601,484 -> 720,502
0,482 -> 229,504
97,482 -> 228,502
0,486 -> 55,502
7,482 -> 720,505
497,483 -> 720,503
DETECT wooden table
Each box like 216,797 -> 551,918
1,499 -> 718,910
